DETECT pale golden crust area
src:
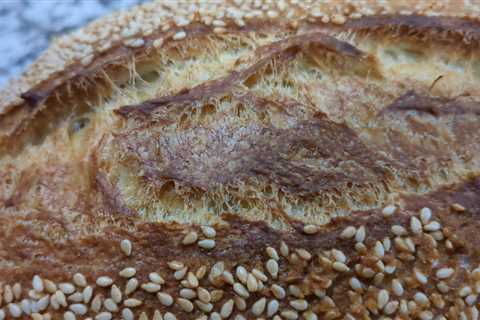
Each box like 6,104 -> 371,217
1,1 -> 480,319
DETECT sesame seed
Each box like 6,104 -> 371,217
96,277 -> 113,287
8,303 -> 22,318
236,266 -> 248,283
139,312 -> 148,320
72,273 -> 87,287
220,299 -> 234,318
168,261 -> 184,270
419,310 -> 433,320
198,239 -> 215,249
281,310 -> 299,320
377,289 -> 389,309
173,31 -> 186,40
209,312 -> 221,320
459,286 -> 472,297
424,221 -> 441,232
414,269 -> 428,284
182,231 -> 198,245
36,295 -> 50,311
251,269 -> 267,283
82,286 -> 93,304
303,224 -> 319,234
55,291 -> 67,307
180,289 -> 196,300
349,277 -> 362,291
210,290 -> 223,302
91,294 -> 103,312
110,285 -> 122,304
120,239 -> 132,256
95,312 -> 112,320
69,304 -> 87,315
200,226 -> 216,238
233,283 -> 250,298
20,299 -> 31,315
288,285 -> 302,298
187,272 -> 199,288
157,292 -> 174,306
452,203 -> 466,212
391,225 -> 407,236
44,280 -> 57,294
332,249 -> 347,263
125,278 -> 139,295
436,267 -> 454,279
196,266 -> 207,279
392,279 -> 404,296
410,216 -> 422,234
405,237 -> 416,252
164,313 -> 177,320
437,281 -> 450,293
271,284 -> 286,299
64,311 -> 75,320
68,293 -> 83,303
119,267 -> 136,278
374,273 -> 385,286
195,300 -> 213,313
296,248 -> 312,260
59,283 -> 75,295
420,207 -> 432,223
280,241 -> 289,256
33,275 -> 44,293
414,292 -> 429,306
265,299 -> 279,317
340,226 -> 356,239
374,241 -> 385,258
266,247 -> 279,260
266,259 -> 279,278
31,313 -> 42,320
122,308 -> 134,320
177,298 -> 194,312
174,267 -> 188,280
197,287 -> 211,303
141,282 -> 161,293
252,297 -> 266,316
355,226 -> 366,242
382,205 -> 396,217
153,310 -> 162,320
290,299 -> 308,311
247,274 -> 258,292
384,301 -> 399,315
332,261 -> 350,272
234,296 -> 246,311
124,298 -> 142,308
466,294 -> 477,305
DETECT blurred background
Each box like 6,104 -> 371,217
0,0 -> 147,88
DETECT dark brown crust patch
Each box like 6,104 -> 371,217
380,90 -> 480,117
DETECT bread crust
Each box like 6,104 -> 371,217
1,1 -> 480,319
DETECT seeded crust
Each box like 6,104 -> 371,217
1,1 -> 480,319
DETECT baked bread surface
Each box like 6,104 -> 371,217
1,1 -> 480,319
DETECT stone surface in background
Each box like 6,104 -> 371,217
0,0 -> 145,88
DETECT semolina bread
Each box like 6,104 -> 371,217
1,1 -> 480,319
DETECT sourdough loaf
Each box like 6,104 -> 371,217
1,1 -> 480,319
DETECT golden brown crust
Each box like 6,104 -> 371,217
1,1 -> 480,319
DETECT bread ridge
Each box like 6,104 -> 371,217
1,1 -> 480,320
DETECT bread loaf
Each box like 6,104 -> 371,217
1,1 -> 480,319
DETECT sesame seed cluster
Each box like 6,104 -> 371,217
0,199 -> 477,320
